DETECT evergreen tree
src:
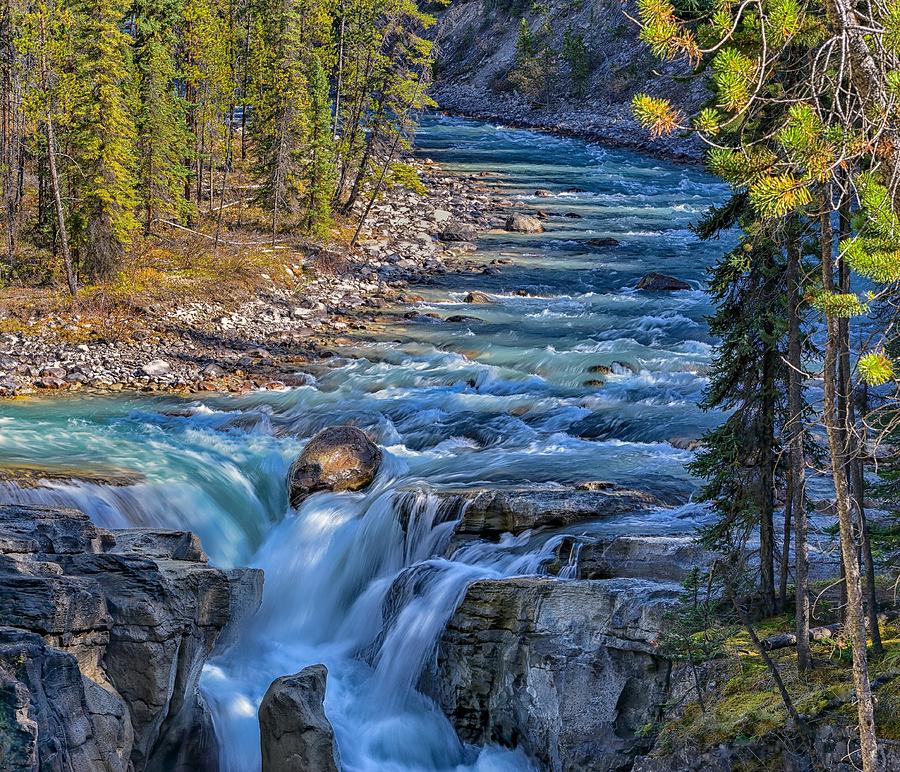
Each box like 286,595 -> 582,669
561,28 -> 588,98
67,0 -> 138,281
132,0 -> 192,233
301,53 -> 335,235
688,202 -> 790,616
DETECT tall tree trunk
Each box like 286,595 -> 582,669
779,474 -> 792,611
786,233 -> 811,671
333,3 -> 345,140
45,118 -> 76,296
820,191 -> 880,772
759,336 -> 777,615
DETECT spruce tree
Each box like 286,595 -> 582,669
68,0 -> 138,281
132,0 -> 192,233
301,53 -> 335,235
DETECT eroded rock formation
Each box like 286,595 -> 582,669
0,504 -> 263,771
422,576 -> 679,771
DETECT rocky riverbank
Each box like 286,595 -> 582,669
0,158 -> 511,398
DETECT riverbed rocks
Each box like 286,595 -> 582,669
504,213 -> 545,233
438,222 -> 479,242
0,503 -> 263,771
635,273 -> 692,291
464,291 -> 493,303
258,664 -> 339,772
288,426 -> 382,507
422,576 -> 679,771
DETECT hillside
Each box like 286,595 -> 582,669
432,0 -> 707,161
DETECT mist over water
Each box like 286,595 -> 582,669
0,116 -> 731,770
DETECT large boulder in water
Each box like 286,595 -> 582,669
288,426 -> 382,506
504,214 -> 545,233
259,665 -> 339,772
635,272 -> 691,291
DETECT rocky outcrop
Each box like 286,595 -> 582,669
504,214 -> 545,233
549,535 -> 712,582
0,504 -> 263,771
258,664 -> 339,772
633,723 -> 900,771
288,425 -> 382,507
427,485 -> 667,549
635,273 -> 691,291
422,577 -> 679,771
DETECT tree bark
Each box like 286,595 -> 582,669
45,118 -> 75,295
820,191 -> 880,772
786,233 -> 811,671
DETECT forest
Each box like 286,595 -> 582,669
0,0 -> 432,292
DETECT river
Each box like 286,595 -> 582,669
0,116 -> 731,770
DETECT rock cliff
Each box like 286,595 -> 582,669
0,504 -> 263,771
422,576 -> 679,771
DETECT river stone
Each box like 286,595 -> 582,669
464,291 -> 492,303
585,237 -> 620,247
259,665 -> 339,772
550,535 -> 713,582
635,273 -> 691,291
421,577 -> 678,772
504,214 -> 544,233
288,426 -> 382,506
438,223 -> 478,242
140,359 -> 171,377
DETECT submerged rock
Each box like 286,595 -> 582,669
259,664 -> 339,772
0,504 -> 263,771
584,237 -> 620,247
422,577 -> 678,771
504,214 -> 545,233
635,273 -> 691,291
288,426 -> 382,507
464,291 -> 493,303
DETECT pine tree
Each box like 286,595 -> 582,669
301,53 -> 335,235
688,201 -> 791,616
132,0 -> 192,233
67,0 -> 138,281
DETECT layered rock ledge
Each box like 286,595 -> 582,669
0,504 -> 263,771
422,576 -> 679,771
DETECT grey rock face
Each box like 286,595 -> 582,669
552,535 -> 713,582
422,577 -> 678,771
0,504 -> 263,771
288,426 -> 382,507
259,664 -> 339,772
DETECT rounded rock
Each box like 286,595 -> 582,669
288,426 -> 382,507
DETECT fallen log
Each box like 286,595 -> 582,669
761,610 -> 899,651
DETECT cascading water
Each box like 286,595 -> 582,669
0,115 -> 733,770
